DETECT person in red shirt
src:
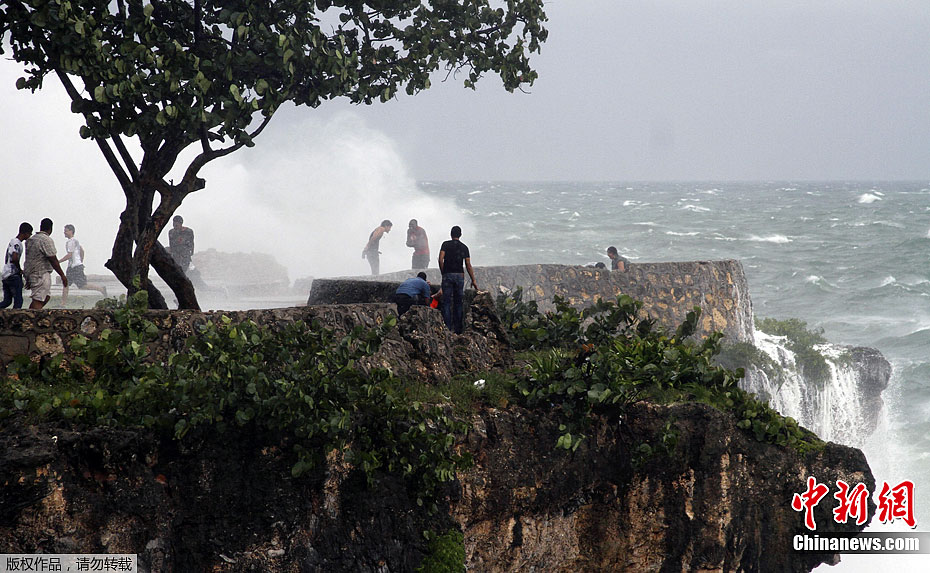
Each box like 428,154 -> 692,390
405,219 -> 430,270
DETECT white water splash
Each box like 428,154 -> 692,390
857,193 -> 882,204
744,331 -> 872,447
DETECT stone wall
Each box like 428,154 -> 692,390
0,294 -> 511,385
309,260 -> 755,343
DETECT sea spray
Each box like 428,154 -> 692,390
744,331 -> 876,448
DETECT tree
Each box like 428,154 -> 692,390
1,0 -> 548,309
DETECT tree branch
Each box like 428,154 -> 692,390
54,70 -> 133,192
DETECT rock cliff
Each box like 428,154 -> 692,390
0,400 -> 871,573
0,292 -> 874,572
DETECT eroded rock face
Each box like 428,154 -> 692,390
458,403 -> 872,573
0,403 -> 872,573
847,346 -> 892,435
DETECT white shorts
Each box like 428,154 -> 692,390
28,272 -> 52,301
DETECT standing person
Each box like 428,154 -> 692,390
23,218 -> 68,309
393,271 -> 434,316
0,222 -> 33,309
362,219 -> 392,275
168,215 -> 195,273
59,224 -> 107,306
607,246 -> 629,272
438,225 -> 478,334
406,219 -> 430,270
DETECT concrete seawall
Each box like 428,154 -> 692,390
309,260 -> 755,343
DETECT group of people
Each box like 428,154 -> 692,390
390,224 -> 478,335
0,219 -> 106,310
362,218 -> 430,276
389,226 -> 630,335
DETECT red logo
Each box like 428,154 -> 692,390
791,478 -> 916,530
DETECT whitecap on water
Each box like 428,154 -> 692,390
747,234 -> 792,244
467,190 -> 484,195
857,193 -> 882,204
666,231 -> 700,236
873,220 -> 905,229
880,276 -> 897,287
681,204 -> 711,212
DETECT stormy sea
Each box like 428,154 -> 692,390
417,180 -> 930,572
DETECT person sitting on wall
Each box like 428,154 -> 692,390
606,246 -> 630,272
393,271 -> 434,316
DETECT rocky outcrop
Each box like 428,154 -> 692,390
0,401 -> 872,572
846,346 -> 892,435
0,262 -> 878,572
312,261 -> 755,343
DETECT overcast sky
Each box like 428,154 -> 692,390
282,0 -> 930,181
1,0 -> 928,280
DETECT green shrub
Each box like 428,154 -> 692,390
755,317 -> 832,386
1,302 -> 469,511
417,529 -> 465,573
496,294 -> 823,455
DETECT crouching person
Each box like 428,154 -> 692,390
393,272 -> 433,316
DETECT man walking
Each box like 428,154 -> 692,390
362,219 -> 392,275
406,219 -> 430,270
24,218 -> 68,309
0,222 -> 33,309
438,225 -> 478,334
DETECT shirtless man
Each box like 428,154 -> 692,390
362,219 -> 392,275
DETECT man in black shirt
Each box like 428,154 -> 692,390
438,225 -> 478,334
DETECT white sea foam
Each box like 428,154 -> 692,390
523,190 -> 539,195
681,204 -> 711,212
623,200 -> 641,207
635,222 -> 658,227
747,234 -> 791,244
666,231 -> 700,236
806,275 -> 823,283
467,190 -> 484,195
873,220 -> 905,229
857,193 -> 882,204
486,211 -> 512,217
880,276 -> 897,287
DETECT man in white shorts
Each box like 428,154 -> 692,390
23,218 -> 68,309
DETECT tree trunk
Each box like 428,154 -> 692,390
151,243 -> 200,310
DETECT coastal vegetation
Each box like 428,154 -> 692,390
755,317 -> 836,386
0,289 -> 824,527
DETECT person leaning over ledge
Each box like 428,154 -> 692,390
607,245 -> 630,272
393,271 -> 435,316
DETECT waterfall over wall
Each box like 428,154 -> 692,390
742,330 -> 890,448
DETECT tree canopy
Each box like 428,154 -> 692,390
0,0 -> 548,308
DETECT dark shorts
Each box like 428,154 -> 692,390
66,265 -> 87,288
412,253 -> 430,269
